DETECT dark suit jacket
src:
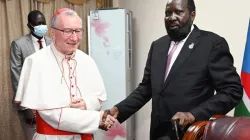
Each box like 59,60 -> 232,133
115,25 -> 243,140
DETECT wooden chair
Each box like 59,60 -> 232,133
183,115 -> 250,140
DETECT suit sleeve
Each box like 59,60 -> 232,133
190,37 -> 243,121
115,42 -> 154,123
38,108 -> 101,134
10,41 -> 22,101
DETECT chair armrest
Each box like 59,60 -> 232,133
183,114 -> 229,140
209,114 -> 227,121
183,121 -> 209,140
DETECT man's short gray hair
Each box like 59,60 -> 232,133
51,9 -> 80,28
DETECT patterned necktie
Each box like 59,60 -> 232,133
38,39 -> 43,50
164,42 -> 179,81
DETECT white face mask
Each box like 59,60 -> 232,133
31,24 -> 48,37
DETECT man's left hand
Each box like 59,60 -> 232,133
172,112 -> 195,127
69,98 -> 87,110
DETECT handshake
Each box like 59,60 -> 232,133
99,107 -> 120,131
68,98 -> 120,131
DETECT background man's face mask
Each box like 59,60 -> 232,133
31,24 -> 48,37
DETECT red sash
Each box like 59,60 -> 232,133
36,112 -> 92,140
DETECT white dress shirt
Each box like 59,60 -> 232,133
31,34 -> 46,51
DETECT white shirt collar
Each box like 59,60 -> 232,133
182,25 -> 194,42
31,34 -> 45,42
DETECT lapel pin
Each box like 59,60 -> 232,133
189,43 -> 194,49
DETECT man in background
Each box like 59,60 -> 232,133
106,0 -> 243,139
10,10 -> 52,139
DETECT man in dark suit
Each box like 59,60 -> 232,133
105,0 -> 243,139
10,10 -> 52,140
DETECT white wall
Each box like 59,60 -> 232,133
115,0 -> 250,140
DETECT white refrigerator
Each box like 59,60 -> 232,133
88,8 -> 135,140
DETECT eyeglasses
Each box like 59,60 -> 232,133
52,27 -> 83,37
